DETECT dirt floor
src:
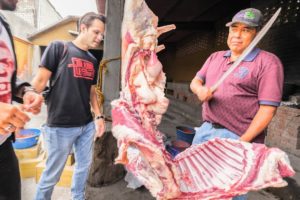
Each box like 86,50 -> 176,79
86,179 -> 155,200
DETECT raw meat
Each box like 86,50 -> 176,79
111,0 -> 295,199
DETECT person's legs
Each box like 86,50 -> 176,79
0,139 -> 21,200
71,121 -> 95,200
35,126 -> 79,200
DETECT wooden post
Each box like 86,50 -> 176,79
102,0 -> 124,118
87,0 -> 125,187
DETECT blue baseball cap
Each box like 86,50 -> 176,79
226,8 -> 263,27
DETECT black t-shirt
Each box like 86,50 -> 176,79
41,41 -> 99,127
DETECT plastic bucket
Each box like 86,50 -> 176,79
166,140 -> 191,158
13,128 -> 41,149
176,126 -> 195,144
166,145 -> 180,158
172,140 -> 190,151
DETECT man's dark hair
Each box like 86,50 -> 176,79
78,12 -> 106,31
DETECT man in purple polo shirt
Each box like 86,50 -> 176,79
190,8 -> 283,200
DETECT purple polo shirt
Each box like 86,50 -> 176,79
196,48 -> 284,143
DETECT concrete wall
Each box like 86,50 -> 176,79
15,0 -> 62,29
0,10 -> 36,39
37,0 -> 62,29
0,11 -> 41,81
102,0 -> 124,117
31,45 -> 42,78
15,0 -> 36,27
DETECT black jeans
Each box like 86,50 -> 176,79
0,138 -> 21,200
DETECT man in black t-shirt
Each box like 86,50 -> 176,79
0,1 -> 43,199
31,12 -> 106,200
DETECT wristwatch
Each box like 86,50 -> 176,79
95,115 -> 105,120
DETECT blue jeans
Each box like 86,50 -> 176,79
35,121 -> 95,200
192,122 -> 248,200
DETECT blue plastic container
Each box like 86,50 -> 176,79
13,128 -> 41,149
166,145 -> 180,158
166,140 -> 191,158
176,126 -> 195,144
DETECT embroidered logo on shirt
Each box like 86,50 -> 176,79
234,66 -> 249,79
68,57 -> 95,80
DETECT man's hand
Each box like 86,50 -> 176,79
22,91 -> 44,114
190,77 -> 213,102
239,105 -> 277,142
196,86 -> 213,102
94,118 -> 105,138
0,102 -> 30,134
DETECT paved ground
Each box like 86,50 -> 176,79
20,104 -> 300,200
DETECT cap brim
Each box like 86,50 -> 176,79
225,22 -> 233,27
225,21 -> 259,27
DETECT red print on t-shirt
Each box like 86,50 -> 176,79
0,41 -> 14,103
68,57 -> 95,80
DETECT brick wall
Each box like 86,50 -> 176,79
166,82 -> 202,125
160,0 -> 300,137
160,31 -> 216,83
161,0 -> 300,86
166,82 -> 201,106
252,0 -> 300,85
266,106 -> 300,156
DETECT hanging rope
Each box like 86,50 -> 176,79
96,57 -> 121,107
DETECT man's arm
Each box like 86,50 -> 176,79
18,67 -> 52,114
31,67 -> 52,93
240,105 -> 277,142
11,77 -> 43,115
190,76 -> 212,102
90,85 -> 105,138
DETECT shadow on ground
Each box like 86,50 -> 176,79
264,177 -> 300,200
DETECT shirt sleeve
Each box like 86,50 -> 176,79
257,54 -> 284,106
40,41 -> 64,73
195,53 -> 215,83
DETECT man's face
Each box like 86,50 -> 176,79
227,23 -> 257,55
81,19 -> 105,49
0,0 -> 18,11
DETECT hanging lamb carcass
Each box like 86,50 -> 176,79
111,0 -> 295,199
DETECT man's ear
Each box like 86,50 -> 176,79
80,24 -> 87,32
